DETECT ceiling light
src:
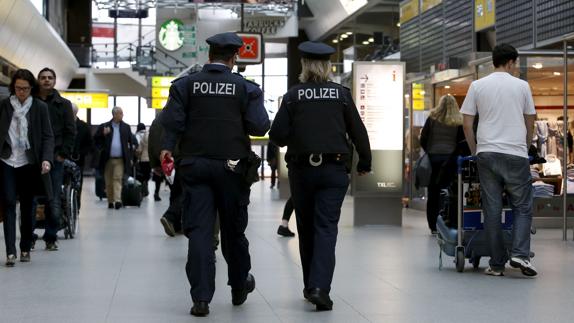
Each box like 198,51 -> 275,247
332,39 -> 339,43
341,34 -> 349,39
346,32 -> 353,35
397,22 -> 401,27
554,72 -> 561,76
368,37 -> 374,42
362,41 -> 369,45
532,63 -> 543,69
445,85 -> 451,89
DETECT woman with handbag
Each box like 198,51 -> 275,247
420,94 -> 464,234
0,69 -> 54,266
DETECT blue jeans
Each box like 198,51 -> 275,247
477,152 -> 533,270
1,162 -> 37,255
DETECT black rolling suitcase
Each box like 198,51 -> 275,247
95,169 -> 106,200
122,178 -> 143,207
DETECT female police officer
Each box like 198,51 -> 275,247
269,41 -> 371,311
160,32 -> 270,317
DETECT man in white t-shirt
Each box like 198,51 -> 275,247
461,43 -> 537,277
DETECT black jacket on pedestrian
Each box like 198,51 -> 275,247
72,118 -> 93,169
38,90 -> 76,159
0,97 -> 55,199
0,97 -> 54,166
93,120 -> 136,174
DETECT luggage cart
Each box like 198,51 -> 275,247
437,156 -> 516,272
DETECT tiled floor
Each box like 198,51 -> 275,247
1,178 -> 574,322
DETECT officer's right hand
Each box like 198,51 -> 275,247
160,150 -> 172,162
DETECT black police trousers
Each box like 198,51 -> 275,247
288,162 -> 349,293
179,157 -> 251,302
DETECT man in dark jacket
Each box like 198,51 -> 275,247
94,107 -> 136,209
36,67 -> 76,251
149,116 -> 182,235
71,103 -> 93,208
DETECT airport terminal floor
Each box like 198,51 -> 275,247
0,178 -> 573,323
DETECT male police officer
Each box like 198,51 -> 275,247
269,41 -> 371,311
160,32 -> 270,317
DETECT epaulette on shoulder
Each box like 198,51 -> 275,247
235,74 -> 260,87
328,81 -> 350,91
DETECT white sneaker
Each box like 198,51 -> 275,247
484,266 -> 504,276
509,257 -> 538,277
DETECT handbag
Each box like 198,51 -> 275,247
414,153 -> 432,189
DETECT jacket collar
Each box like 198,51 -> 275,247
202,63 -> 232,73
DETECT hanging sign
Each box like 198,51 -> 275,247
237,32 -> 263,65
151,76 -> 175,110
61,92 -> 109,109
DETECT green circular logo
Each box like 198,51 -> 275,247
159,19 -> 184,51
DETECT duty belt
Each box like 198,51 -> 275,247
291,153 -> 348,167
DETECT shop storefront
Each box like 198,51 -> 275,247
404,45 -> 574,238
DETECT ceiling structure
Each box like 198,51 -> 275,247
92,0 -> 295,16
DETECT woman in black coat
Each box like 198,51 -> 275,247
0,69 -> 54,266
420,94 -> 464,234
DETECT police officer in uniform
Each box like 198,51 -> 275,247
160,32 -> 270,317
269,41 -> 371,311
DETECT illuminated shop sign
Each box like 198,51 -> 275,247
61,92 -> 109,109
159,19 -> 184,51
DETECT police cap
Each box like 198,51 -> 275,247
206,32 -> 244,50
298,41 -> 335,60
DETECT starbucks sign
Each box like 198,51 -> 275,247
158,19 -> 184,51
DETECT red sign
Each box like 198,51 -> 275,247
237,33 -> 263,64
92,25 -> 115,38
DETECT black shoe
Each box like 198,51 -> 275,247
303,288 -> 311,301
108,203 -> 114,209
277,225 -> 295,237
160,217 -> 176,237
20,252 -> 30,262
114,202 -> 123,210
154,194 -> 161,201
231,273 -> 256,306
307,288 -> 333,311
190,301 -> 209,317
46,241 -> 59,251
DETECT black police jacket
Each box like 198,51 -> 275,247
269,81 -> 372,172
160,64 -> 270,161
38,90 -> 76,159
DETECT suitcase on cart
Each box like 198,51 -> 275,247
436,156 -> 517,272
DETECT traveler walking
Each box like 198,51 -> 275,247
0,69 -> 54,265
269,41 -> 371,310
94,107 -> 136,210
71,103 -> 93,208
35,67 -> 76,251
461,43 -> 538,277
159,32 -> 270,316
135,123 -> 151,197
419,94 -> 464,234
